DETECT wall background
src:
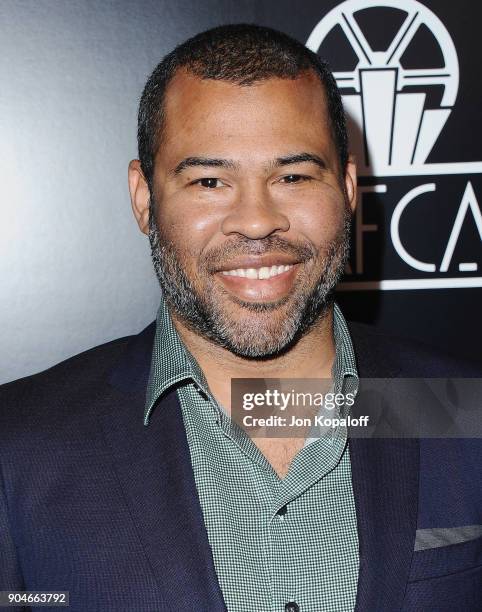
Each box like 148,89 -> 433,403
1,0 -> 480,384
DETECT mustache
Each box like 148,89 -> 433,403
200,235 -> 316,273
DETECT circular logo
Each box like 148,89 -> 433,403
307,0 -> 459,171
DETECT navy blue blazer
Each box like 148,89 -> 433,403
1,321 -> 481,611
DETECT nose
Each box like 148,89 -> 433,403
220,183 -> 290,239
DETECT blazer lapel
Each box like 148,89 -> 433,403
99,325 -> 227,611
349,433 -> 419,611
349,337 -> 420,611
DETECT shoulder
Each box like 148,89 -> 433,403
0,324 -> 154,435
346,320 -> 481,377
1,333 -> 131,398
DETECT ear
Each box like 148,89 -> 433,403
128,160 -> 150,235
344,156 -> 357,214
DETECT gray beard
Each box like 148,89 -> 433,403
148,203 -> 351,359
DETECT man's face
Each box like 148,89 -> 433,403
136,70 -> 356,358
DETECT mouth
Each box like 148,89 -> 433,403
221,263 -> 293,280
214,257 -> 303,303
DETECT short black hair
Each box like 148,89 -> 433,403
137,23 -> 348,190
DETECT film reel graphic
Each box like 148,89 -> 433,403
306,0 -> 459,173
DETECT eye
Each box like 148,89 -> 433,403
280,174 -> 311,184
194,178 -> 225,189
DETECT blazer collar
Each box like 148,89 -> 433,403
349,323 -> 420,611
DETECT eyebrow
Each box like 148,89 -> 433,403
171,157 -> 238,176
273,152 -> 327,171
170,151 -> 327,177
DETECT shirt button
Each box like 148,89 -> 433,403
277,505 -> 288,517
285,603 -> 300,612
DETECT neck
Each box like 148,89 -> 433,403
169,305 -> 336,413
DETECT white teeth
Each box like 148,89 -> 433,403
258,266 -> 270,279
221,264 -> 293,279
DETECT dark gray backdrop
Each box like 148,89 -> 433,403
1,0 -> 480,384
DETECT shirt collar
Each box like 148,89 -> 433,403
332,301 -> 359,381
144,297 -> 359,426
144,296 -> 207,425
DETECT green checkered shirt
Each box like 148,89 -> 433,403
145,297 -> 360,612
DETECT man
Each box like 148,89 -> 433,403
1,24 -> 481,612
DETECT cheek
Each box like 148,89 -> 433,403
156,201 -> 221,262
291,190 -> 347,249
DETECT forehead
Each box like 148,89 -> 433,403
159,69 -> 334,159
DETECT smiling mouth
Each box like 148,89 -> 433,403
214,260 -> 302,303
221,264 -> 293,280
